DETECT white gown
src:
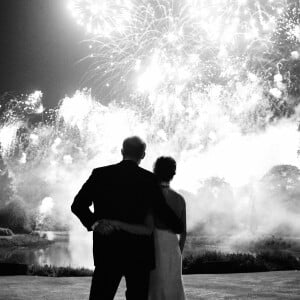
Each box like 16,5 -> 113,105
148,185 -> 186,300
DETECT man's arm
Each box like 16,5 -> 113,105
102,213 -> 154,236
71,170 -> 98,231
153,181 -> 185,234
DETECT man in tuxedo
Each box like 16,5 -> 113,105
71,136 -> 184,300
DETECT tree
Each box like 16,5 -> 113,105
0,153 -> 13,208
261,164 -> 300,213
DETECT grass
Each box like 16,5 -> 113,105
2,271 -> 300,300
27,265 -> 93,277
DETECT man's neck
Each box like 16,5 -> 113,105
122,158 -> 140,165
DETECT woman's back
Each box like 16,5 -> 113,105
155,184 -> 185,231
149,184 -> 186,300
149,156 -> 186,300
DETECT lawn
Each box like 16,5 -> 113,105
0,271 -> 299,300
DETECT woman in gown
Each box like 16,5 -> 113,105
105,156 -> 187,300
148,156 -> 186,300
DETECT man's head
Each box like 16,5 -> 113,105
121,136 -> 146,164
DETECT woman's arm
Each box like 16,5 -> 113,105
179,232 -> 186,253
106,213 -> 154,236
179,201 -> 187,253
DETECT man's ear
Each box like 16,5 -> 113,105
121,149 -> 124,156
141,152 -> 146,159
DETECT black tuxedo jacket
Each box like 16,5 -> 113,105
71,160 -> 184,269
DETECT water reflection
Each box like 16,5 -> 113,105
0,231 -> 94,269
2,231 -> 299,269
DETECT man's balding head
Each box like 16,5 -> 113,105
121,136 -> 146,163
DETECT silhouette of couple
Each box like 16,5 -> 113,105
71,136 -> 187,300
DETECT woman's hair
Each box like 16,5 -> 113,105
153,156 -> 177,182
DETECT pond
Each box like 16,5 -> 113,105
1,231 -> 300,269
0,231 -> 94,269
0,231 -> 232,269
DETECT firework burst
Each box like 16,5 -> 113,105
68,0 -> 288,99
68,0 -> 133,35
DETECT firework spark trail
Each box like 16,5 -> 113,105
68,0 -> 286,98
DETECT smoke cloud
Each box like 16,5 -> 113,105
0,84 -> 299,266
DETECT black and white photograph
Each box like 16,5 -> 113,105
0,0 -> 300,299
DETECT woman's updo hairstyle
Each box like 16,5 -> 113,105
153,156 -> 176,182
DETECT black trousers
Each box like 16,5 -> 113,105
89,264 -> 150,300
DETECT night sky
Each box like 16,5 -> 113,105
0,0 -> 89,108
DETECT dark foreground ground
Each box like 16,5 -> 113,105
0,271 -> 299,300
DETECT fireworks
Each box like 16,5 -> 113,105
26,90 -> 44,114
68,0 -> 133,35
0,1 -> 299,266
68,0 -> 287,97
0,123 -> 21,156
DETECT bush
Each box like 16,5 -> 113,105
4,249 -> 299,277
183,251 -> 266,274
0,227 -> 13,236
0,263 -> 28,275
182,250 -> 300,274
0,201 -> 31,233
28,265 -> 93,277
257,250 -> 300,271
